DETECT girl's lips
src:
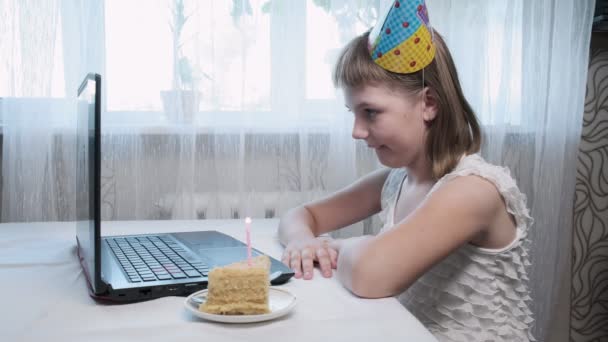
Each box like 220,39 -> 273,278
369,144 -> 385,149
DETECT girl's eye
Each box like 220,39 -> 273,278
365,109 -> 378,120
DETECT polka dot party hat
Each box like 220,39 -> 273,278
368,0 -> 435,74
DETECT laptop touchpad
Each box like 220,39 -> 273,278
198,247 -> 263,267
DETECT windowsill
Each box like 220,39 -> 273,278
0,98 -> 528,134
0,120 -> 530,135
101,111 -> 341,134
0,115 -> 342,135
0,97 -> 349,134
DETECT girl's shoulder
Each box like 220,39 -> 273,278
435,154 -> 519,193
431,154 -> 533,236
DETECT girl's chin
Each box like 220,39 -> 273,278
375,148 -> 402,168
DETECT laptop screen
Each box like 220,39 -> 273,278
76,74 -> 102,293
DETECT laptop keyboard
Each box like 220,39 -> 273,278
106,235 -> 210,283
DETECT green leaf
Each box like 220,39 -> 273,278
179,57 -> 193,84
312,0 -> 330,12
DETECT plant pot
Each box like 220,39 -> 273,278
160,90 -> 201,123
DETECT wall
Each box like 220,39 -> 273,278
568,32 -> 608,342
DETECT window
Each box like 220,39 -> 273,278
0,1 -> 524,128
102,0 -> 382,128
105,0 -> 271,113
305,1 -> 374,100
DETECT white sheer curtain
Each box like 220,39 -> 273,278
0,0 -> 595,341
0,0 -> 105,221
0,0 -> 378,233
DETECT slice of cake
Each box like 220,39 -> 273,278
199,255 -> 271,315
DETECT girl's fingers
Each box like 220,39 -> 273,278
301,248 -> 315,280
289,251 -> 303,278
327,248 -> 339,269
281,250 -> 291,266
283,240 -> 338,280
315,248 -> 333,277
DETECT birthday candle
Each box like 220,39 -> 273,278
245,217 -> 252,266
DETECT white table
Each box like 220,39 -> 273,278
0,219 -> 437,342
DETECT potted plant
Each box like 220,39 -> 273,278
160,0 -> 206,122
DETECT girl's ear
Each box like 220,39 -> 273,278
422,87 -> 438,123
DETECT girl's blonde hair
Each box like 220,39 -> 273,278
333,30 -> 481,179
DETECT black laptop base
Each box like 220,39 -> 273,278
86,230 -> 294,303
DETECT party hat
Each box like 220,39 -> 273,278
368,0 -> 435,74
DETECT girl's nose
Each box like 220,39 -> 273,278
352,118 -> 369,140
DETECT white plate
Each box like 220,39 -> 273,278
184,287 -> 297,323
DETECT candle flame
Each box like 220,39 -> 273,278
245,217 -> 252,224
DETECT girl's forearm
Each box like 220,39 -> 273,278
336,236 -> 374,295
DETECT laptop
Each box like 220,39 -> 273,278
76,73 -> 294,302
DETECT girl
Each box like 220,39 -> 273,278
278,2 -> 535,341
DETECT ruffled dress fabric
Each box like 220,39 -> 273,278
379,154 -> 535,341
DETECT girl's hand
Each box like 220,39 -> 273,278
281,237 -> 340,280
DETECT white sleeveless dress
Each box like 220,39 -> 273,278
378,154 -> 535,341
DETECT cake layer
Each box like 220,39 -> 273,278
200,302 -> 270,315
200,255 -> 271,315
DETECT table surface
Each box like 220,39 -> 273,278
0,219 -> 437,342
